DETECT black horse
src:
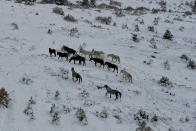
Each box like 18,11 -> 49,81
57,52 -> 68,60
69,55 -> 85,65
49,48 -> 56,57
89,58 -> 104,68
104,62 -> 118,73
62,46 -> 76,56
104,85 -> 121,100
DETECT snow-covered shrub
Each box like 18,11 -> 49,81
82,0 -> 89,6
148,26 -> 154,32
135,24 -> 139,32
153,17 -> 159,25
53,7 -> 64,16
193,0 -> 196,12
64,14 -> 77,22
149,37 -> 157,49
163,30 -> 173,41
40,0 -> 55,4
52,112 -> 60,124
159,0 -> 166,12
54,90 -> 60,100
70,27 -> 79,37
48,29 -> 52,34
134,109 -> 149,124
11,22 -> 19,30
187,59 -> 196,69
158,76 -> 173,87
95,109 -> 108,118
24,104 -> 35,120
50,104 -> 56,115
0,88 -> 10,108
79,90 -> 89,98
24,97 -> 36,120
96,16 -> 112,25
75,108 -> 88,125
132,34 -> 139,42
136,121 -> 153,131
59,68 -> 69,79
122,24 -> 128,29
19,74 -> 33,85
180,54 -> 189,62
90,0 -> 96,7
62,105 -> 71,114
151,115 -> 158,122
115,9 -> 124,17
113,115 -> 122,124
109,0 -> 121,7
163,60 -> 170,70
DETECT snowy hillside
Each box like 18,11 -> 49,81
0,0 -> 196,131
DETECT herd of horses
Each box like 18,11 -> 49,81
49,45 -> 133,100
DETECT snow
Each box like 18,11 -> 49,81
0,0 -> 196,131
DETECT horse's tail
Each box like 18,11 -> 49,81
119,92 -> 122,99
80,76 -> 82,83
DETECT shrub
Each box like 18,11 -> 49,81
95,109 -> 108,118
20,74 -> 33,85
82,0 -> 89,6
180,54 -> 189,62
53,7 -> 64,16
95,16 -> 112,25
134,24 -> 139,32
151,115 -> 158,122
148,26 -> 154,32
11,22 -> 19,30
64,14 -> 77,22
109,0 -> 121,7
158,76 -> 173,87
163,30 -> 173,41
136,121 -> 153,131
70,27 -> 79,37
75,108 -> 88,125
50,104 -> 56,115
132,34 -> 139,42
163,60 -> 170,70
0,88 -> 10,108
134,110 -> 149,123
187,59 -> 196,69
193,0 -> 196,12
54,90 -> 60,100
40,0 -> 55,4
24,97 -> 36,120
79,90 -> 89,98
52,112 -> 60,124
90,0 -> 96,7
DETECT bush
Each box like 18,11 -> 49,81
163,60 -> 170,70
148,26 -> 154,32
53,7 -> 64,16
187,59 -> 196,69
95,109 -> 108,118
95,16 -> 112,25
24,97 -> 36,120
20,74 -> 33,85
193,0 -> 196,12
109,0 -> 121,7
134,110 -> 149,125
151,115 -> 158,122
180,54 -> 189,62
0,88 -> 10,108
132,34 -> 139,42
82,0 -> 89,6
135,24 -> 139,32
52,112 -> 60,124
158,76 -> 173,87
75,108 -> 88,125
64,14 -> 77,22
163,30 -> 173,41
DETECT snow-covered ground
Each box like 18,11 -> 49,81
0,0 -> 196,130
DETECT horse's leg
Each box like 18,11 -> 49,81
110,93 -> 111,98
